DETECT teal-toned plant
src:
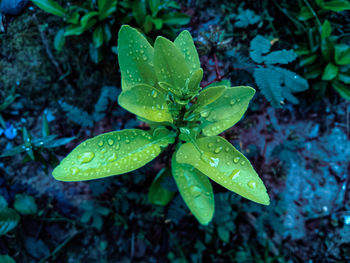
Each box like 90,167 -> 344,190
52,25 -> 270,225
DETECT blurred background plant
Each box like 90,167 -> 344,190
31,0 -> 190,63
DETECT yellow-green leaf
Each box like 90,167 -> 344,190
174,30 -> 201,74
118,25 -> 157,90
186,68 -> 203,95
196,86 -> 255,136
31,0 -> 67,17
176,136 -> 270,205
154,36 -> 190,96
171,154 -> 214,225
53,129 -> 175,181
118,84 -> 173,123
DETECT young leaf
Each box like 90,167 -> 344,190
31,0 -> 67,17
0,208 -> 20,236
14,194 -> 38,215
93,26 -> 104,48
332,80 -> 350,100
54,29 -> 65,52
0,255 -> 16,263
321,0 -> 350,11
118,25 -> 157,90
154,36 -> 190,96
321,20 -> 332,40
176,136 -> 270,205
98,0 -> 117,20
148,168 -> 175,206
174,30 -> 201,74
322,62 -> 339,80
171,155 -> 214,225
118,84 -> 173,123
186,68 -> 203,95
53,129 -> 175,181
250,35 -> 271,63
334,44 -> 350,65
81,12 -> 99,29
161,12 -> 190,25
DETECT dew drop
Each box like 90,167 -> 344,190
230,99 -> 235,105
225,147 -> 230,152
108,139 -> 114,146
140,50 -> 144,54
214,146 -> 223,154
237,98 -> 241,102
151,90 -> 158,98
190,186 -> 202,198
98,140 -> 104,147
241,160 -> 246,165
143,56 -> 147,61
78,152 -> 95,164
107,153 -> 118,162
207,143 -> 214,148
70,167 -> 79,176
248,180 -> 257,189
233,157 -> 240,164
229,169 -> 240,180
125,139 -> 130,144
200,110 -> 210,118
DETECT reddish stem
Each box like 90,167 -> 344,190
213,52 -> 222,79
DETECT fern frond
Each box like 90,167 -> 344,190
60,102 -> 94,127
93,86 -> 119,122
264,50 -> 297,65
249,35 -> 271,63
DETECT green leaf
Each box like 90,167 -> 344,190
321,0 -> 350,11
321,20 -> 332,39
161,12 -> 191,25
80,11 -> 99,29
0,255 -> 16,263
98,0 -> 117,20
14,194 -> 38,215
31,0 -> 67,17
322,62 -> 339,80
64,25 -> 85,36
176,136 -> 270,205
132,0 -> 147,26
186,68 -> 203,96
334,44 -> 350,65
52,129 -> 175,181
54,29 -> 65,52
46,136 -> 76,148
151,17 -> 163,30
197,86 -> 255,136
171,155 -> 214,225
118,84 -> 173,123
148,168 -> 175,206
321,38 -> 335,62
298,6 -> 313,21
148,0 -> 160,16
118,25 -> 157,90
66,12 -> 80,24
0,208 -> 20,236
154,36 -> 190,96
332,80 -> 350,100
93,26 -> 104,48
338,72 -> 350,84
174,30 -> 201,74
217,226 -> 230,242
299,54 -> 318,66
249,35 -> 271,63
143,15 -> 154,34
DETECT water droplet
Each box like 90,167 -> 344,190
225,147 -> 230,152
143,56 -> 147,61
201,152 -> 219,167
241,161 -> 246,165
98,141 -> 104,147
247,180 -> 257,189
70,167 -> 79,176
125,139 -> 130,144
140,50 -> 144,54
78,152 -> 95,164
108,139 -> 114,146
229,169 -> 240,180
129,51 -> 132,55
115,143 -> 120,150
207,143 -> 214,148
100,148 -> 106,154
214,146 -> 222,154
190,186 -> 202,198
233,157 -> 240,164
200,110 -> 209,118
107,153 -> 118,162
230,99 -> 235,105
216,138 -> 220,143
237,98 -> 241,102
151,90 -> 158,99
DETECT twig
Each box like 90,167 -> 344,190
33,15 -> 69,86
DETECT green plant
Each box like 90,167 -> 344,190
0,195 -> 20,236
31,0 -> 190,63
0,87 -> 19,130
250,35 -> 309,107
52,25 -> 270,225
0,113 -> 75,172
296,19 -> 350,99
